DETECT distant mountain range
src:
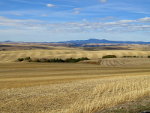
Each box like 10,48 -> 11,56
1,39 -> 150,45
57,39 -> 150,45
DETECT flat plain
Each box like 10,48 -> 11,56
0,45 -> 150,113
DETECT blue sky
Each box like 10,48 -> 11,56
0,0 -> 150,42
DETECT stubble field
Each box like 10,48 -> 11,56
0,47 -> 150,113
0,46 -> 150,62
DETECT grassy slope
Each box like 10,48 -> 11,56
0,48 -> 150,62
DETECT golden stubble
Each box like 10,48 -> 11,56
0,63 -> 150,113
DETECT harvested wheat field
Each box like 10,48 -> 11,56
0,48 -> 150,113
82,58 -> 150,67
0,47 -> 150,62
0,62 -> 150,113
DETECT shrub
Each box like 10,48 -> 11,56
17,58 -> 24,62
33,58 -> 41,62
16,57 -> 89,63
24,57 -> 31,61
123,56 -> 131,58
102,55 -> 117,59
123,56 -> 146,58
79,57 -> 89,60
148,56 -> 150,58
17,57 -> 32,62
65,57 -> 89,63
49,58 -> 65,63
122,56 -> 137,58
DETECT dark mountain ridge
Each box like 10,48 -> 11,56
58,39 -> 150,44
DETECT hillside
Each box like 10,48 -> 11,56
0,47 -> 150,62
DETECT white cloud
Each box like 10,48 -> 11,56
118,20 -> 136,23
46,4 -> 55,7
0,16 -> 44,29
73,8 -> 81,14
0,16 -> 150,33
100,0 -> 108,3
138,17 -> 150,23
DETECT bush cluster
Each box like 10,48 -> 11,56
102,55 -> 117,59
17,57 -> 89,63
65,57 -> 89,63
123,56 -> 136,58
34,58 -> 64,63
122,56 -> 144,58
17,57 -> 31,62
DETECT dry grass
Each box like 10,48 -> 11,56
0,47 -> 150,62
0,48 -> 150,113
81,58 -> 150,67
0,63 -> 150,113
100,58 -> 150,66
64,76 -> 150,113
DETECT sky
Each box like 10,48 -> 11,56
0,0 -> 150,42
